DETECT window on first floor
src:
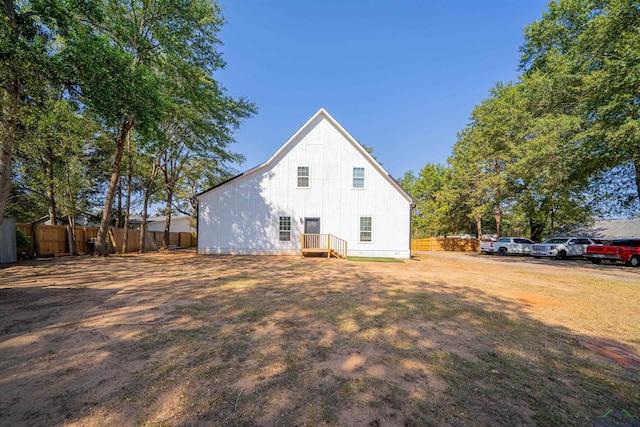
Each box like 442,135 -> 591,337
298,166 -> 309,187
359,216 -> 372,242
353,167 -> 365,188
279,216 -> 291,241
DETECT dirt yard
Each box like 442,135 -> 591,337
1,251 -> 639,426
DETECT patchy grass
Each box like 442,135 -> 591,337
0,251 -> 639,426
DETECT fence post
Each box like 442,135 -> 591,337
327,234 -> 330,258
33,224 -> 41,257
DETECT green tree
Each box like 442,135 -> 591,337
400,164 -> 452,237
509,67 -> 597,239
0,0 -> 98,224
154,69 -> 253,248
171,156 -> 236,231
450,73 -> 600,241
520,0 -> 640,213
136,142 -> 163,253
449,83 -> 527,239
70,0 -> 255,255
448,127 -> 490,238
13,86 -> 101,229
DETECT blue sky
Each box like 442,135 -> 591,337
216,1 -> 551,179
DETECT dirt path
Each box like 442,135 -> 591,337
1,251 -> 638,426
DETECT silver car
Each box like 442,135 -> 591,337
531,237 -> 600,260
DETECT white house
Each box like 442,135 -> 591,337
145,216 -> 195,233
197,108 -> 415,258
129,216 -> 196,233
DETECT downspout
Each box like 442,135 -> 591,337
409,203 -> 415,257
196,199 -> 199,255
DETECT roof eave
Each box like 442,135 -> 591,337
196,108 -> 416,206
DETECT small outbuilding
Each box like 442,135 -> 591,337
196,108 -> 415,258
573,218 -> 640,239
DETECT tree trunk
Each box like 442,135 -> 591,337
0,80 -> 19,226
95,116 -> 134,256
122,172 -> 132,253
191,197 -> 198,230
530,219 -> 546,242
45,145 -> 57,225
65,157 -> 78,255
122,136 -> 132,254
139,153 -> 161,253
476,217 -> 482,239
634,159 -> 640,210
139,196 -> 150,253
162,186 -> 174,250
115,178 -> 122,228
494,206 -> 503,239
67,217 -> 78,255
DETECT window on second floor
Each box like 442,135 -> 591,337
353,167 -> 365,188
297,166 -> 309,187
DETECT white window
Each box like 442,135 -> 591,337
298,166 -> 309,187
279,216 -> 291,241
353,167 -> 365,188
359,216 -> 372,242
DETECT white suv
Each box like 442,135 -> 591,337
531,237 -> 600,260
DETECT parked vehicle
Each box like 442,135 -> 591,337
479,240 -> 496,254
480,237 -> 535,255
584,239 -> 640,267
531,237 -> 600,260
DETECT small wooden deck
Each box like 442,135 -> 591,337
301,248 -> 343,258
301,234 -> 348,259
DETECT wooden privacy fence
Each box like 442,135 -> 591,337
149,231 -> 195,249
411,237 -> 479,252
16,223 -> 196,257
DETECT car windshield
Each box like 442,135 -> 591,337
545,238 -> 569,244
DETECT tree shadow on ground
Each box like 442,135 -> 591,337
0,253 -> 638,426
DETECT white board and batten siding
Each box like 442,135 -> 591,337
145,216 -> 195,233
197,108 -> 415,258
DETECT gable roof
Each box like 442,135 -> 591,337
572,218 -> 640,239
197,108 -> 416,206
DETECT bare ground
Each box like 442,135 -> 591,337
0,250 -> 639,426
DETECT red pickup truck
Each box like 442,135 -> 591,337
584,239 -> 640,267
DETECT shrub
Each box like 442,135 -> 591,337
16,230 -> 32,253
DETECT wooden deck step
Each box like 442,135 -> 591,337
300,234 -> 348,259
301,248 -> 345,259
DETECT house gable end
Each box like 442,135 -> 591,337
197,108 -> 415,206
197,108 -> 413,258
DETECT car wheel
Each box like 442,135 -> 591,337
498,248 -> 507,256
591,259 -> 602,265
555,251 -> 567,260
629,256 -> 639,267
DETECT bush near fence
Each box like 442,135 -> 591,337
411,237 -> 479,252
16,223 -> 196,257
